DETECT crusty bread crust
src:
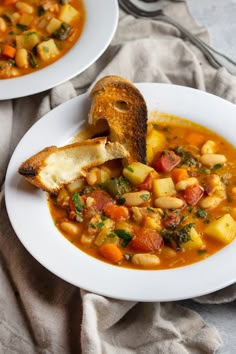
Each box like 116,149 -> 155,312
88,75 -> 147,164
18,137 -> 129,194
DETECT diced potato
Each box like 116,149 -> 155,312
16,31 -> 40,50
58,4 -> 79,24
46,17 -> 62,34
184,227 -> 204,250
146,129 -> 166,163
142,216 -> 160,230
66,178 -> 85,194
153,177 -> 175,197
115,220 -> 132,231
80,234 -> 93,246
103,235 -> 120,246
19,13 -> 33,26
37,39 -> 59,61
204,213 -> 236,244
123,162 -> 153,186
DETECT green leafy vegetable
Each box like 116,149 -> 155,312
161,223 -> 195,249
171,146 -> 199,167
140,194 -> 149,201
114,229 -> 133,247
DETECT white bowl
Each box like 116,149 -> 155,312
5,83 -> 236,301
0,0 -> 119,100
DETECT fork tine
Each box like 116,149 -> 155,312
119,0 -> 163,18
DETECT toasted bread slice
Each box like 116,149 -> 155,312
18,137 -> 129,194
88,76 -> 147,164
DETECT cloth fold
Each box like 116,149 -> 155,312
1,0 -> 236,353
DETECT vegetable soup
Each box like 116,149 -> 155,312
0,0 -> 85,79
48,115 -> 236,270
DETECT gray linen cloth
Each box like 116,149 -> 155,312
1,0 -> 236,353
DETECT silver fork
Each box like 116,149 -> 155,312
119,0 -> 236,75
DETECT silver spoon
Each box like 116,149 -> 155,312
119,0 -> 236,75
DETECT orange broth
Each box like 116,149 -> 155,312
0,0 -> 85,79
48,115 -> 236,270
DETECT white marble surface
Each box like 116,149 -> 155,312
188,0 -> 236,60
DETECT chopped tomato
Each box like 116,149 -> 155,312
183,185 -> 204,205
152,150 -> 181,173
87,189 -> 114,212
130,227 -> 163,252
137,174 -> 153,191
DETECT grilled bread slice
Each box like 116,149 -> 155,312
88,75 -> 147,164
18,137 -> 129,194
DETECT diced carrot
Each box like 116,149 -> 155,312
137,174 -> 153,191
185,132 -> 205,146
2,45 -> 16,59
104,204 -> 129,221
99,243 -> 123,263
152,150 -> 181,173
171,168 -> 188,183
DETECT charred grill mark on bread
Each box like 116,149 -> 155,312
89,76 -> 147,164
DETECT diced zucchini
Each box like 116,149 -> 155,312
184,227 -> 204,250
204,213 -> 236,244
123,162 -> 153,186
37,39 -> 59,61
153,177 -> 175,197
16,31 -> 40,50
46,17 -> 62,34
58,4 -> 79,24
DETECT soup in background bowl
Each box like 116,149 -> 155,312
0,0 -> 85,79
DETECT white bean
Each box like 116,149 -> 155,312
175,177 -> 198,191
60,221 -> 81,236
16,1 -> 34,13
132,253 -> 160,267
15,48 -> 28,68
200,154 -> 226,168
154,196 -> 184,209
199,196 -> 222,209
122,191 -> 150,206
